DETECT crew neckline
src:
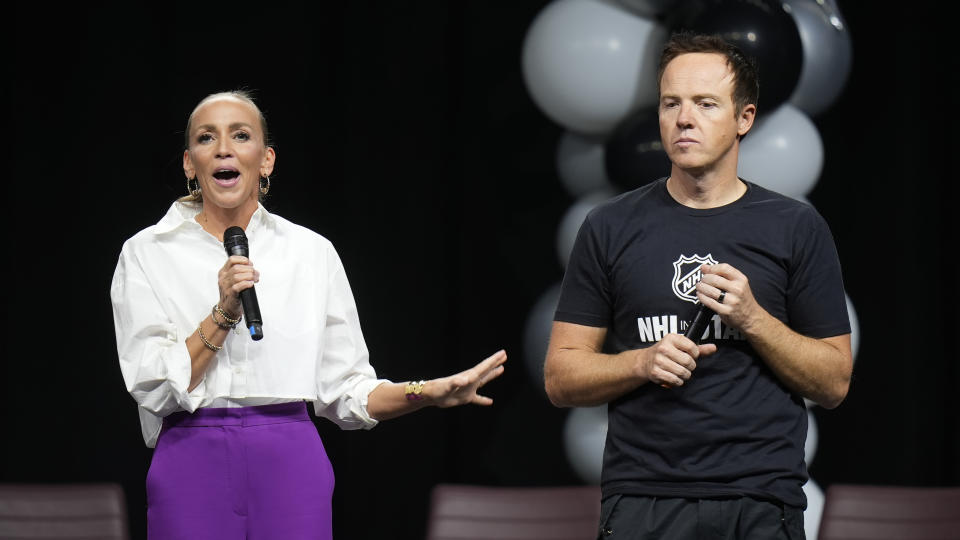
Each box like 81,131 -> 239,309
656,177 -> 754,217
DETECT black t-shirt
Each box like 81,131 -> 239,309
555,178 -> 850,508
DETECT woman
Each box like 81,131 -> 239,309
111,90 -> 507,539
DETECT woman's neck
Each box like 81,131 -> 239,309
195,201 -> 258,241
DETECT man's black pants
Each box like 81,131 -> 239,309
597,494 -> 805,539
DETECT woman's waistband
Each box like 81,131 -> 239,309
163,401 -> 309,428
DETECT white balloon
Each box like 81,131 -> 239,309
738,105 -> 823,199
522,0 -> 666,135
556,132 -> 613,197
563,405 -> 608,484
556,190 -> 616,268
803,478 -> 825,540
847,293 -> 860,361
805,409 -> 818,466
522,283 -> 562,397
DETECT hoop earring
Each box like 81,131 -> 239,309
187,177 -> 201,198
259,175 -> 271,195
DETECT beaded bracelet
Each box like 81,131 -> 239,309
197,324 -> 223,352
211,304 -> 240,329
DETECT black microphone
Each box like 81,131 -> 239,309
660,303 -> 715,389
223,226 -> 263,341
684,303 -> 715,344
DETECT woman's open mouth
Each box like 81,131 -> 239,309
212,168 -> 241,187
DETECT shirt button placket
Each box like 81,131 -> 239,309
231,337 -> 249,398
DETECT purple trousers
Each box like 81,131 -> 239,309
146,402 -> 334,540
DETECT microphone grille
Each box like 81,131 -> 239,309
223,226 -> 248,251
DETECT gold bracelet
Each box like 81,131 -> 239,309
404,380 -> 426,401
197,323 -> 223,352
212,304 -> 240,329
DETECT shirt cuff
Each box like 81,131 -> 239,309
355,378 -> 392,429
169,330 -> 205,413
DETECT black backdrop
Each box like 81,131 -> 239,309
4,2 -> 957,539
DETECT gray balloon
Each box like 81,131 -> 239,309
557,190 -> 617,268
738,105 -> 823,199
556,132 -> 613,198
522,0 -> 667,134
522,283 -> 562,399
846,293 -> 860,361
785,0 -> 853,116
805,408 -> 818,465
803,477 -> 825,540
563,405 -> 608,484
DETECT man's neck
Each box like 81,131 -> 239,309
666,167 -> 746,209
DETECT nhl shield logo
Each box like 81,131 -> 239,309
672,254 -> 718,304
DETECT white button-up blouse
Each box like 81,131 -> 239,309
111,201 -> 388,447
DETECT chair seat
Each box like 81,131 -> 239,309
818,484 -> 960,540
0,483 -> 129,540
427,484 -> 601,540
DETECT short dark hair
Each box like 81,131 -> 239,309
657,32 -> 759,116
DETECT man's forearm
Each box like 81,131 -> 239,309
544,348 -> 647,408
742,311 -> 852,409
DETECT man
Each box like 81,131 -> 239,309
544,33 -> 852,539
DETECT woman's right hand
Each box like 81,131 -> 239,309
218,255 -> 259,317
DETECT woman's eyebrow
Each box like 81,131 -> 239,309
192,122 -> 255,133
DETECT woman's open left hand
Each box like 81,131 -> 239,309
426,350 -> 507,408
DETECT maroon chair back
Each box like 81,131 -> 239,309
0,483 -> 129,540
426,484 -> 601,540
818,484 -> 960,540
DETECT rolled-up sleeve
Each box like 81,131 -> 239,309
111,242 -> 205,427
312,246 -> 389,430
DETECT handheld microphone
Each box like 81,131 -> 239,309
223,226 -> 263,341
683,303 -> 715,344
661,303 -> 715,389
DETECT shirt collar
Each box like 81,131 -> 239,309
153,200 -> 276,236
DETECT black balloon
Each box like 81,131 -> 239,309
617,0 -> 683,19
604,105 -> 672,192
666,0 -> 803,113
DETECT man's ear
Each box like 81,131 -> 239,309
737,103 -> 757,138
